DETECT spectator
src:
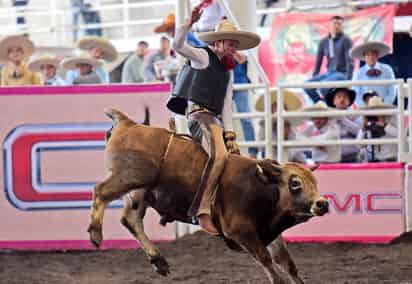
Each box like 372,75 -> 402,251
70,0 -> 84,42
255,89 -> 305,161
28,54 -> 65,86
61,52 -> 102,85
82,1 -> 102,37
324,87 -> 361,162
304,16 -> 353,103
144,36 -> 176,82
350,41 -> 396,106
121,41 -> 149,83
0,34 -> 41,86
232,52 -> 257,157
296,101 -> 341,163
66,36 -> 117,84
358,96 -> 397,162
362,90 -> 379,105
154,13 -> 204,47
12,0 -> 29,27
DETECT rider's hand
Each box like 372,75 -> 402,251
224,131 -> 240,155
188,5 -> 202,27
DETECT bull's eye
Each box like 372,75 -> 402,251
289,176 -> 302,193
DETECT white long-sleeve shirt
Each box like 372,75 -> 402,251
337,115 -> 362,156
295,119 -> 341,163
173,22 -> 234,131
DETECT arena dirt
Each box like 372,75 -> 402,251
1,231 -> 411,284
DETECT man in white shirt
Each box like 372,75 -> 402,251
28,54 -> 66,86
325,87 -> 361,162
296,101 -> 341,163
167,6 -> 260,234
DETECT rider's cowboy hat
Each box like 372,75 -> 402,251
197,19 -> 261,50
324,87 -> 356,108
28,54 -> 60,71
61,52 -> 103,70
255,89 -> 302,112
0,34 -> 34,62
154,13 -> 175,33
350,41 -> 391,60
77,36 -> 118,62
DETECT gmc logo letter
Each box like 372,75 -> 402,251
323,192 -> 402,215
3,123 -> 122,210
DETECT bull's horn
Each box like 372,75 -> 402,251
309,163 -> 320,172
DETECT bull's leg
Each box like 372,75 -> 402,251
120,190 -> 170,276
268,236 -> 304,284
232,232 -> 296,284
88,171 -> 154,248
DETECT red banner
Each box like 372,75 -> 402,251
259,5 -> 396,85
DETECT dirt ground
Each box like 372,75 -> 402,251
1,231 -> 411,284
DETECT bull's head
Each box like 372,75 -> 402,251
256,160 -> 328,224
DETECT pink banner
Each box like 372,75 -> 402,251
0,84 -> 175,250
284,163 -> 405,243
259,5 -> 396,84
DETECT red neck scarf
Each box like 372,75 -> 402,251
220,55 -> 235,71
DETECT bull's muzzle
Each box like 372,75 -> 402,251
311,198 -> 329,216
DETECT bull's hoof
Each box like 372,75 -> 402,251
150,255 -> 170,276
87,225 -> 103,248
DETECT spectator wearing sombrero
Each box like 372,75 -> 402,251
0,34 -> 41,86
61,52 -> 103,85
325,87 -> 361,162
154,13 -> 204,47
295,101 -> 341,163
66,36 -> 118,84
168,6 -> 260,235
351,41 -> 396,107
357,96 -> 397,162
255,89 -> 305,162
28,54 -> 65,86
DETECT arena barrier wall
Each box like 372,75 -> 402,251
283,163 -> 405,243
0,84 -> 175,250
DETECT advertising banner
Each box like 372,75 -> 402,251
284,163 -> 405,243
259,5 -> 396,84
0,84 -> 175,249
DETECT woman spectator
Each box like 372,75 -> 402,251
0,34 -> 41,86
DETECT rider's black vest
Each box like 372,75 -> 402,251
167,47 -> 230,115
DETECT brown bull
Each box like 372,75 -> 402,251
87,109 -> 329,284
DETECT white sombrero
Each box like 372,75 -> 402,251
197,19 -> 261,50
255,90 -> 302,112
360,95 -> 395,110
77,36 -> 118,62
0,34 -> 34,62
61,53 -> 103,70
28,54 -> 60,71
350,41 -> 391,60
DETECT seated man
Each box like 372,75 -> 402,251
304,16 -> 353,103
255,89 -> 305,161
357,96 -> 397,162
61,53 -> 102,85
351,41 -> 396,106
0,34 -> 41,86
28,54 -> 65,86
295,101 -> 341,163
325,87 -> 361,162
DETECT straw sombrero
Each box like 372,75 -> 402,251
302,101 -> 331,112
28,54 -> 60,71
360,96 -> 394,110
197,19 -> 261,50
77,36 -> 118,62
324,87 -> 356,108
61,53 -> 102,70
255,90 -> 302,112
154,13 -> 175,33
0,34 -> 34,61
350,41 -> 391,60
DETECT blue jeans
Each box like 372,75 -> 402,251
233,90 -> 258,157
13,0 -> 28,25
304,71 -> 347,103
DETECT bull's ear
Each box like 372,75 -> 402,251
256,159 -> 282,184
308,163 -> 320,172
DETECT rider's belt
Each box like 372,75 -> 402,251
186,104 -> 217,117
